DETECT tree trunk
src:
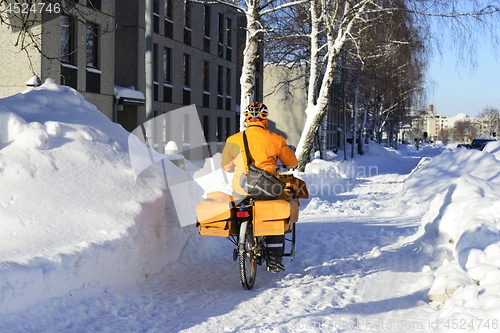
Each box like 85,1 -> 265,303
359,98 -> 369,155
351,79 -> 359,159
319,115 -> 327,159
239,4 -> 262,131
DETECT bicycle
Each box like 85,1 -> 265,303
196,172 -> 308,290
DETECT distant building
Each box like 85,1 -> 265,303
447,113 -> 469,128
263,63 -> 344,152
408,105 -> 450,142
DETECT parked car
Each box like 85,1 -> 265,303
470,138 -> 497,151
456,143 -> 470,149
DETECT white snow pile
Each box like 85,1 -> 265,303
396,148 -> 500,216
401,148 -> 500,320
483,140 -> 500,160
0,79 -> 201,313
398,142 -> 450,157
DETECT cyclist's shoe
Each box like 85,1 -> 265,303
267,261 -> 285,273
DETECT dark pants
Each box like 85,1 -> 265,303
265,235 -> 284,264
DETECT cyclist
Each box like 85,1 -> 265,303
221,102 -> 298,273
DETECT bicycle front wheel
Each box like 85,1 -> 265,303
238,220 -> 257,290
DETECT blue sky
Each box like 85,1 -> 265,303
426,48 -> 500,118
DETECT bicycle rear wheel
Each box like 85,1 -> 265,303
238,220 -> 257,290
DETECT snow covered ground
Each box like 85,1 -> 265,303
1,81 -> 500,332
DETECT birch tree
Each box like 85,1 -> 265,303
294,0 -> 500,170
216,0 -> 308,130
294,0 -> 379,170
478,107 -> 500,137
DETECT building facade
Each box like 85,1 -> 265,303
1,0 -> 250,155
0,0 -> 116,119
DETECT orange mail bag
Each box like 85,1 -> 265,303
253,199 -> 299,236
196,191 -> 238,237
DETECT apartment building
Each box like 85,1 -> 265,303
1,0 -> 251,152
114,0 -> 246,146
0,0 -> 116,119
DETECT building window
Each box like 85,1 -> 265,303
203,116 -> 209,142
164,0 -> 173,38
225,117 -> 231,139
153,0 -> 160,33
225,68 -> 231,96
183,0 -> 191,45
87,0 -> 101,10
217,65 -> 223,109
163,47 -> 172,102
218,14 -> 224,44
163,47 -> 171,84
203,61 -> 210,92
226,17 -> 232,61
183,54 -> 191,87
61,14 -> 76,65
202,60 -> 210,107
153,44 -> 159,82
217,117 -> 223,142
203,5 -> 211,53
154,43 -> 159,101
203,92 -> 210,108
225,68 -> 231,110
184,0 -> 191,28
204,6 -> 211,36
183,54 -> 191,105
217,13 -> 224,58
164,0 -> 172,19
85,22 -> 100,93
217,65 -> 223,95
85,23 -> 98,68
226,18 -> 232,46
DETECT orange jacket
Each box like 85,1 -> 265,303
221,122 -> 298,195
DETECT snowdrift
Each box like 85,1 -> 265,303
402,148 -> 500,318
396,148 -> 500,216
0,80 -> 200,313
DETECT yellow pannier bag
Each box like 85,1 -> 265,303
196,191 -> 238,237
278,174 -> 309,200
253,199 -> 299,236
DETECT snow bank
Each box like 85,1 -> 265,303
398,142 -> 450,157
483,141 -> 500,160
396,148 -> 500,216
0,80 -> 200,313
404,148 -> 500,320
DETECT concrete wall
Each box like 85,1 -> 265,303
0,15 -> 42,97
263,64 -> 308,148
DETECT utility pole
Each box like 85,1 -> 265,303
145,0 -> 155,148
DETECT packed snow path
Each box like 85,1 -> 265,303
1,156 -> 440,333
